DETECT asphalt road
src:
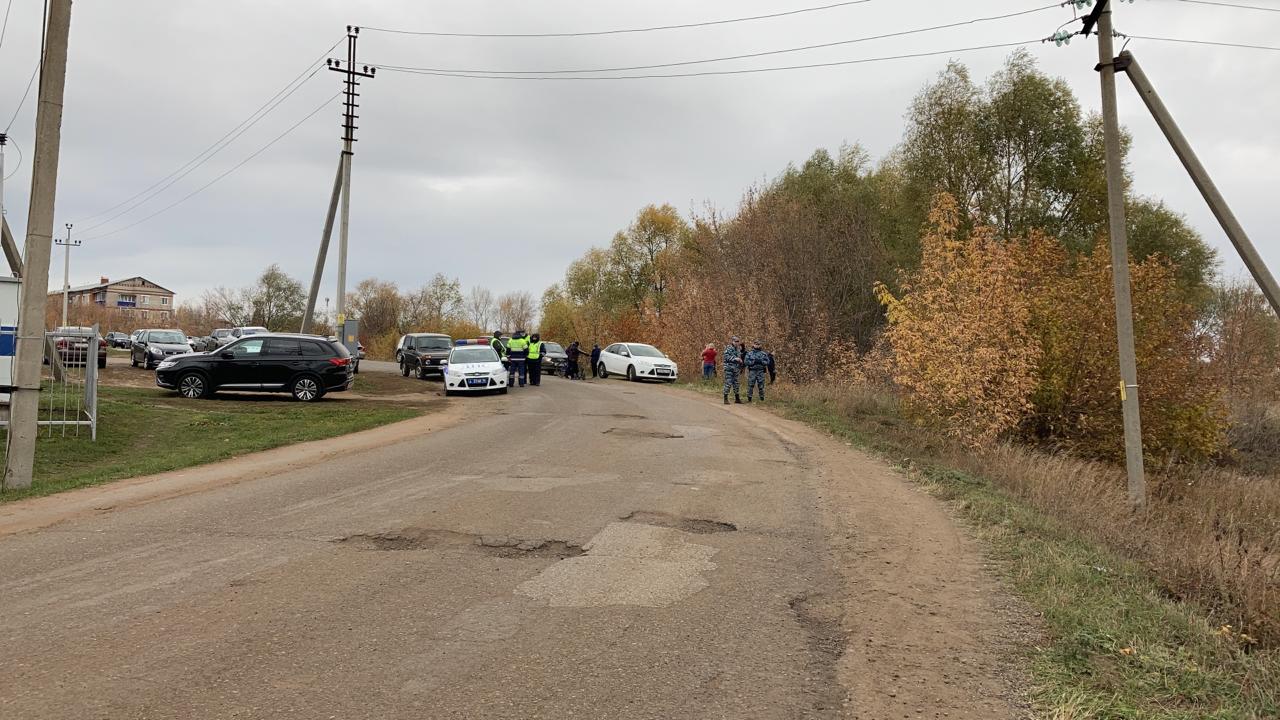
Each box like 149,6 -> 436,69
0,377 -> 1028,719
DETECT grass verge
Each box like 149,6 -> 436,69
684,379 -> 1278,719
0,385 -> 424,503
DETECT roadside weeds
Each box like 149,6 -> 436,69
680,380 -> 1279,719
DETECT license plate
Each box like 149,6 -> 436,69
466,378 -> 488,387
656,369 -> 672,376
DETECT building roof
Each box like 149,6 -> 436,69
52,276 -> 175,295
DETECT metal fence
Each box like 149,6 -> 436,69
0,324 -> 100,441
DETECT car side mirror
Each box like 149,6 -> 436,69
220,351 -> 234,359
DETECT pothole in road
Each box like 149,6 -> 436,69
621,510 -> 737,534
334,530 -> 583,559
601,427 -> 685,439
789,592 -> 848,716
584,412 -> 649,420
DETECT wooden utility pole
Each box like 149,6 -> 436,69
1119,50 -> 1280,318
4,0 -> 73,490
1090,0 -> 1147,508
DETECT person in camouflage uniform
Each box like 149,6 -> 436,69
744,340 -> 769,402
722,335 -> 743,404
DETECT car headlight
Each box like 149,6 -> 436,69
157,360 -> 177,370
149,347 -> 163,356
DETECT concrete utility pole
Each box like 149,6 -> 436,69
1088,0 -> 1146,508
4,0 -> 73,491
300,157 -> 343,334
55,224 -> 79,327
300,26 -> 373,333
0,133 -> 22,276
1119,50 -> 1280,318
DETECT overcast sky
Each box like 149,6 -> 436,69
1,0 -> 1277,312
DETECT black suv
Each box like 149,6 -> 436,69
155,333 -> 354,402
398,333 -> 453,379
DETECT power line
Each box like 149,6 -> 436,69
377,39 -> 1037,81
1173,0 -> 1280,12
0,0 -> 13,52
1122,33 -> 1280,51
373,4 -> 1059,76
78,92 -> 341,242
363,0 -> 874,38
4,0 -> 44,134
74,36 -> 344,227
3,63 -> 36,132
2,134 -> 20,181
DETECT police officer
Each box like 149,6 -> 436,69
745,340 -> 769,402
722,335 -> 743,404
527,333 -> 544,387
490,331 -> 505,357
507,330 -> 530,387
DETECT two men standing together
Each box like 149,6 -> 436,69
721,335 -> 771,405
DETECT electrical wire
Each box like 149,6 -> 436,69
1174,0 -> 1280,12
377,39 -> 1037,81
3,0 -> 44,133
74,66 -> 327,234
1122,33 -> 1280,51
78,92 -> 341,242
2,134 -> 21,181
0,0 -> 14,52
373,4 -> 1059,76
363,0 -> 874,38
73,36 -> 344,228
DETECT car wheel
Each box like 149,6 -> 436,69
291,375 -> 322,402
395,351 -> 403,364
401,361 -> 410,377
353,360 -> 360,375
130,354 -> 138,368
417,366 -> 428,380
177,372 -> 210,399
598,362 -> 608,379
626,365 -> 637,382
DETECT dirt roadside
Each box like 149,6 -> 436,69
0,400 -> 471,538
681,390 -> 1040,719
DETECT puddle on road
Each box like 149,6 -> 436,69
515,522 -> 718,608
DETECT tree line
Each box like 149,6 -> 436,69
542,50 -> 1275,464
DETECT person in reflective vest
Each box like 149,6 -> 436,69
526,333 -> 544,387
506,331 -> 530,387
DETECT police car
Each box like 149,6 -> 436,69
442,340 -> 509,396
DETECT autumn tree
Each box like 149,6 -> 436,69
246,264 -> 305,331
496,291 -> 537,331
465,286 -> 496,331
402,273 -> 463,331
347,278 -> 402,340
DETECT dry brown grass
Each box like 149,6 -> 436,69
781,383 -> 1280,645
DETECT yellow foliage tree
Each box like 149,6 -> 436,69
875,194 -> 1041,445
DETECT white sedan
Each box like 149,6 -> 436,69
442,344 -> 509,396
597,342 -> 679,382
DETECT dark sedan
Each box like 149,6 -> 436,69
130,329 -> 194,369
540,341 -> 568,376
155,333 -> 354,402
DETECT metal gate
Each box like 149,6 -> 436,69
0,324 -> 100,441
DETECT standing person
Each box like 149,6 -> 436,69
507,330 -> 530,387
490,330 -> 508,378
745,340 -> 769,402
565,341 -> 583,380
590,344 -> 602,379
765,344 -> 777,384
722,335 -> 743,404
701,343 -> 718,381
527,333 -> 544,387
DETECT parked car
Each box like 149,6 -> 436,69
398,333 -> 453,379
50,326 -> 107,368
228,326 -> 269,341
596,342 -> 678,382
130,329 -> 194,369
441,344 -> 508,396
105,331 -> 130,349
155,333 -> 354,402
540,341 -> 568,376
211,328 -> 233,346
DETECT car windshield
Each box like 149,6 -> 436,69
544,342 -> 564,353
413,336 -> 451,350
627,344 -> 667,358
451,347 -> 499,364
149,331 -> 186,344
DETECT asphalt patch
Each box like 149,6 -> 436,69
789,593 -> 848,717
335,530 -> 583,559
621,510 -> 737,534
